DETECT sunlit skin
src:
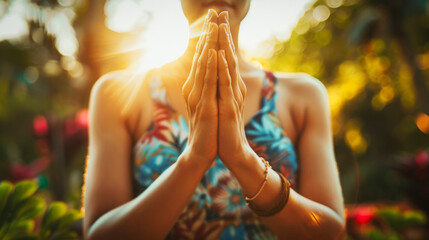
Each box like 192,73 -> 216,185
83,1 -> 346,239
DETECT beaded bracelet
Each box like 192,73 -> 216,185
246,171 -> 291,217
243,157 -> 271,202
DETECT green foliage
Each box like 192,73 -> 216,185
260,0 -> 429,204
367,229 -> 400,240
0,180 -> 82,240
377,207 -> 427,230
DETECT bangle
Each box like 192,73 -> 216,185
246,171 -> 291,217
243,157 -> 271,202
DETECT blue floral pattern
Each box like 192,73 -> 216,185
133,71 -> 299,239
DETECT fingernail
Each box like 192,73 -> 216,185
208,9 -> 216,16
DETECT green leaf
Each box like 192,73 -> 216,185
8,219 -> 34,233
56,209 -> 83,232
50,231 -> 78,240
9,181 -> 38,205
0,181 -> 38,227
15,196 -> 46,221
0,181 -> 13,223
0,182 -> 13,210
377,208 -> 403,230
367,229 -> 387,240
0,224 -> 10,239
41,202 -> 67,235
403,211 -> 427,226
3,232 -> 39,240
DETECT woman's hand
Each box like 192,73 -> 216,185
181,10 -> 219,168
217,12 -> 252,166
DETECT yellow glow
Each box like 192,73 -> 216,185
417,51 -> 429,69
327,61 -> 366,116
398,65 -> 416,109
379,86 -> 395,103
345,129 -> 367,154
43,60 -> 62,76
345,120 -> 367,154
103,0 -> 317,73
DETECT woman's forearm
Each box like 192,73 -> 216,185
86,152 -> 210,240
264,188 -> 345,239
226,151 -> 345,240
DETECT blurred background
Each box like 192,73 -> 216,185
0,0 -> 428,239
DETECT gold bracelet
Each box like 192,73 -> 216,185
243,157 -> 272,202
247,171 -> 291,217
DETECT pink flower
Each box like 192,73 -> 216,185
76,109 -> 89,129
33,115 -> 48,136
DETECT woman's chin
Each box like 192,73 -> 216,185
204,1 -> 234,14
209,7 -> 232,14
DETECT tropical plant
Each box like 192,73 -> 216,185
346,204 -> 427,239
0,180 -> 82,240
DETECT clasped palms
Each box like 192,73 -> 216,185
182,10 -> 250,168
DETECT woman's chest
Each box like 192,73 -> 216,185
129,75 -> 300,148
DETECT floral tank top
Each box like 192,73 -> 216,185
133,70 -> 299,239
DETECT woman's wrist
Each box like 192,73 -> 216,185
221,143 -> 257,170
177,146 -> 215,172
222,147 -> 284,209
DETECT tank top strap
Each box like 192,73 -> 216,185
260,70 -> 278,113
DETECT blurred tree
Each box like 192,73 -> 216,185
0,0 -> 149,205
257,0 -> 429,203
0,0 -> 89,202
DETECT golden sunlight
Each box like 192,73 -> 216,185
104,0 -> 315,71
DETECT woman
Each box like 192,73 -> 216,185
83,1 -> 345,239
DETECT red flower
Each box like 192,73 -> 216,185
354,206 -> 375,225
415,151 -> 429,168
33,115 -> 48,136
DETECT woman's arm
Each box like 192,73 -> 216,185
83,11 -> 220,240
226,75 -> 345,239
83,76 -> 207,240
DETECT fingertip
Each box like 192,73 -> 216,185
208,9 -> 217,16
208,9 -> 218,22
219,11 -> 229,23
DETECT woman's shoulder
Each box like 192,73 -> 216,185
89,69 -> 157,133
90,69 -> 158,106
273,72 -> 328,108
273,72 -> 327,97
91,69 -> 156,96
272,72 -> 330,133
